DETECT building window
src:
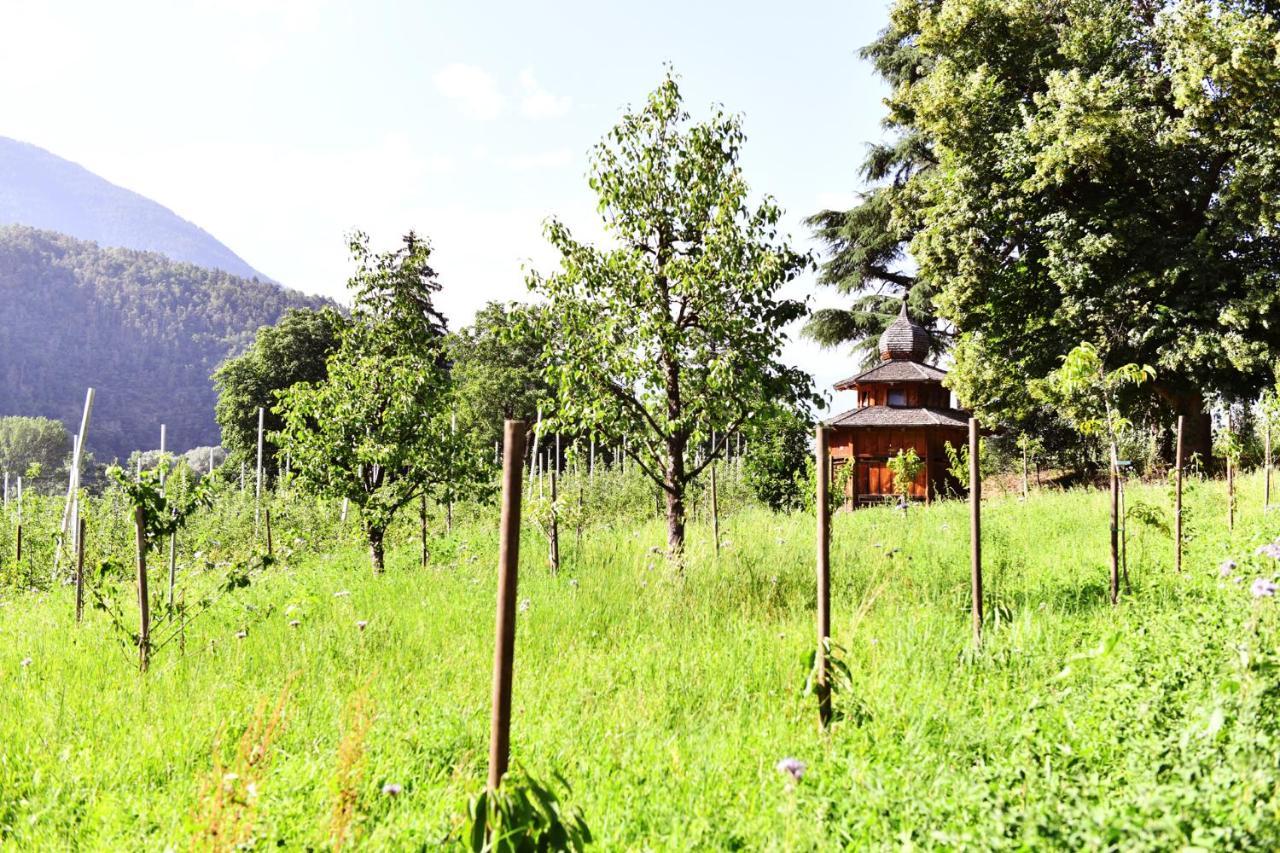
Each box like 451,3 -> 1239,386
888,388 -> 907,407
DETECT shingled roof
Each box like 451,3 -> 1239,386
833,359 -> 947,390
879,300 -> 931,361
826,406 -> 970,429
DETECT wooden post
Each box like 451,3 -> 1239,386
14,476 -> 21,564
1120,475 -> 1129,591
135,506 -> 150,672
969,419 -> 983,644
1022,444 -> 1029,500
1109,442 -> 1120,606
1227,454 -> 1235,532
815,424 -> 832,729
488,420 -> 527,790
1175,416 -> 1184,573
255,406 -> 264,540
420,494 -> 429,568
265,507 -> 273,558
549,466 -> 560,573
710,457 -> 720,555
1266,420 -> 1272,511
168,532 -> 178,608
75,517 -> 86,623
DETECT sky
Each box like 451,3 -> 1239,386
0,0 -> 893,412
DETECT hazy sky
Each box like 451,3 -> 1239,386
0,0 -> 892,409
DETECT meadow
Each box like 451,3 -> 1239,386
2,468 -> 1280,849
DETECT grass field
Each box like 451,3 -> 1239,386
2,473 -> 1280,849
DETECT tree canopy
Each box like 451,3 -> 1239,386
528,71 -> 815,555
816,0 -> 1280,454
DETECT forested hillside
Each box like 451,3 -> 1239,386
0,226 -> 329,460
0,137 -> 267,280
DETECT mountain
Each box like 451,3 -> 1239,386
0,226 -> 329,461
0,137 -> 269,280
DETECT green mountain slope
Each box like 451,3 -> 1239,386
0,137 -> 268,280
0,226 -> 329,460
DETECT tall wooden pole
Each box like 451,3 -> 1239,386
1175,416 -> 1185,573
1266,420 -> 1272,511
75,517 -> 86,623
815,424 -> 832,729
969,419 -> 983,644
255,407 -> 265,541
14,476 -> 22,564
710,458 -> 720,555
1109,442 -> 1120,606
488,420 -> 527,791
1227,454 -> 1235,532
549,465 -> 560,573
420,494 -> 429,568
135,506 -> 150,672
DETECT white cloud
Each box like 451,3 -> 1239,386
518,68 -> 571,119
433,63 -> 506,121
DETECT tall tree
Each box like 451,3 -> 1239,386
0,415 -> 71,489
212,307 -> 348,475
528,71 -> 815,556
823,0 -> 1280,457
276,233 -> 485,573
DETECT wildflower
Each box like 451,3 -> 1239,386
20,657 -> 31,668
1252,578 -> 1277,599
334,590 -> 351,597
775,757 -> 806,783
1256,543 -> 1280,560
518,598 -> 531,613
288,619 -> 301,628
235,630 -> 248,639
356,620 -> 368,631
382,782 -> 402,796
1220,560 -> 1236,577
568,578 -> 579,589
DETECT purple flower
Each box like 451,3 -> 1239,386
382,782 -> 402,796
19,657 -> 31,668
1255,543 -> 1280,560
1252,578 -> 1277,599
775,757 -> 806,783
1220,560 -> 1236,577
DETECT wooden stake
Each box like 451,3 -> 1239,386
420,494 -> 429,568
135,506 -> 150,672
1227,454 -> 1235,532
815,424 -> 832,729
255,406 -> 265,540
549,465 -> 560,574
168,532 -> 178,609
969,419 -> 983,644
1109,442 -> 1120,606
265,507 -> 273,558
1175,415 -> 1184,573
488,419 -> 527,790
710,457 -> 720,556
75,517 -> 86,623
1021,445 -> 1029,500
1266,420 -> 1272,511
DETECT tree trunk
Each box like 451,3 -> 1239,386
664,437 -> 688,558
1156,386 -> 1213,466
367,524 -> 386,575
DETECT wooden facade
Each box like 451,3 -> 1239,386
824,301 -> 973,508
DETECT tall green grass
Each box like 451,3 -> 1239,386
1,473 -> 1279,848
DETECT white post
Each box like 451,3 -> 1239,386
3,472 -> 8,509
209,446 -> 216,477
159,423 -> 167,488
590,439 -> 596,479
15,477 -> 21,523
255,406 -> 265,538
527,407 -> 542,497
340,497 -> 349,524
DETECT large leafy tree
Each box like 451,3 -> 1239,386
276,233 -> 485,573
822,0 -> 1280,457
212,307 -> 348,475
0,415 -> 71,489
528,72 -> 816,556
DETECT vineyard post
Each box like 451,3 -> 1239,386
14,476 -> 22,563
549,464 -> 560,573
1021,444 -> 1029,500
969,419 -> 983,644
340,497 -> 349,525
265,507 -> 273,558
255,406 -> 264,541
159,423 -> 166,488
448,411 -> 457,533
420,494 -> 429,568
1227,454 -> 1235,532
135,505 -> 150,672
1109,442 -> 1120,606
527,407 -> 542,498
209,446 -> 215,477
3,471 -> 8,509
75,517 -> 86,623
1266,420 -> 1272,511
710,431 -> 720,556
590,439 -> 595,479
1175,416 -> 1184,573
1120,474 -> 1129,591
815,424 -> 832,729
488,419 -> 527,791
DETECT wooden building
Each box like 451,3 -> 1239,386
825,301 -> 972,506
